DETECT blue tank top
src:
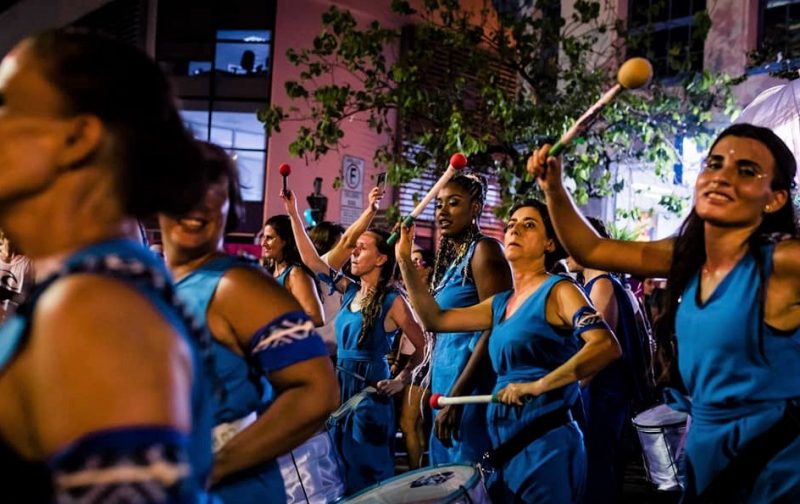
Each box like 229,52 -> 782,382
432,240 -> 489,379
583,274 -> 634,399
274,264 -> 294,287
175,255 -> 263,423
334,282 -> 400,401
0,239 -> 214,501
676,244 -> 800,410
488,276 -> 581,424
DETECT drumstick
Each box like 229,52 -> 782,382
429,393 -> 498,409
548,57 -> 653,156
279,163 -> 291,195
387,153 -> 468,245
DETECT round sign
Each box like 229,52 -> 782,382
345,162 -> 362,190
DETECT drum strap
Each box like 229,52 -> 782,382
483,407 -> 573,469
688,400 -> 800,503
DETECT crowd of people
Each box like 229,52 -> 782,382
0,27 -> 797,504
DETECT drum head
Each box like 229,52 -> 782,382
340,465 -> 480,504
632,404 -> 688,428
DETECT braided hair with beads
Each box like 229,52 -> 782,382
430,172 -> 489,291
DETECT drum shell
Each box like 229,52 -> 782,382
632,405 -> 689,491
277,431 -> 345,503
337,464 -> 490,504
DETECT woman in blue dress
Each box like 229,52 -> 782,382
159,143 -> 339,503
530,123 -> 800,502
397,200 -> 621,503
280,191 -> 426,495
427,173 -> 513,466
262,215 -> 324,326
0,29 -> 216,501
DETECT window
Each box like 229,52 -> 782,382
760,0 -> 800,59
627,0 -> 707,78
156,0 -> 276,233
180,108 -> 266,201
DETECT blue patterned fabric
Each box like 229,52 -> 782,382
486,276 -> 586,503
429,238 -> 494,465
329,282 -> 400,495
0,239 -> 214,503
49,427 -> 194,503
673,244 -> 800,501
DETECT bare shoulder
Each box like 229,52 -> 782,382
28,274 -> 192,453
287,264 -> 315,288
772,238 -> 800,276
550,277 -> 590,304
472,238 -> 505,265
214,265 -> 303,336
547,277 -> 592,324
34,274 -> 187,355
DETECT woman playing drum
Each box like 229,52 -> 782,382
427,173 -> 512,466
396,199 -> 621,503
281,190 -> 426,494
159,143 -> 339,503
530,123 -> 800,502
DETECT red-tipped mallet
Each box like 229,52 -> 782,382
279,163 -> 291,195
429,392 -> 498,409
387,153 -> 468,245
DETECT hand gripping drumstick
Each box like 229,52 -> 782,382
279,163 -> 291,195
387,152 -> 469,245
548,57 -> 653,157
429,393 -> 499,409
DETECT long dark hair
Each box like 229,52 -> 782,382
264,215 -> 304,272
656,123 -> 799,385
357,228 -> 397,347
508,198 -> 567,272
27,29 -> 206,217
431,173 -> 488,289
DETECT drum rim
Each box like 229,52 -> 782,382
336,463 -> 480,502
632,420 -> 688,429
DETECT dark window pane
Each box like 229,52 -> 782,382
671,0 -> 689,20
214,41 -> 270,74
229,149 -> 265,202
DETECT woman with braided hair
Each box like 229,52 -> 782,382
427,173 -> 512,465
280,190 -> 426,494
0,29 -> 215,501
530,123 -> 800,502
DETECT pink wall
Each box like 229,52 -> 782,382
265,0 -> 501,230
265,0 -> 409,225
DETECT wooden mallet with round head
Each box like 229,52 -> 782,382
549,57 -> 653,156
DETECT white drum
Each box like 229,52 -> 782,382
632,404 -> 689,491
277,431 -> 345,504
339,464 -> 489,504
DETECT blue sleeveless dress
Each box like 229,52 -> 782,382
175,255 -> 286,504
0,239 -> 214,502
580,274 -> 636,504
430,239 -> 494,464
672,244 -> 800,501
487,276 -> 586,503
329,282 -> 400,494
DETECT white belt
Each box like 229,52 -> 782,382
212,411 -> 257,453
